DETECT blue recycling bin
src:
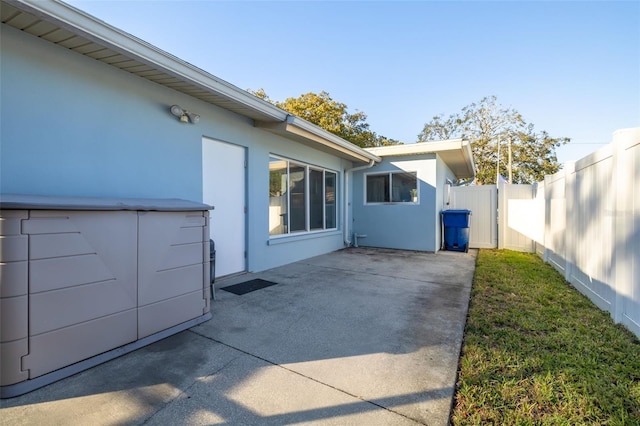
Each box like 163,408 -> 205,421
442,209 -> 471,252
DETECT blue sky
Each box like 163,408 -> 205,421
68,0 -> 639,164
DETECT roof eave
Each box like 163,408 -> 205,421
365,139 -> 475,180
458,140 -> 476,180
256,117 -> 380,164
5,0 -> 381,163
4,0 -> 288,123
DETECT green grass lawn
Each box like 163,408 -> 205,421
452,249 -> 640,425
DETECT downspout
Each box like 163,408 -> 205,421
343,159 -> 375,246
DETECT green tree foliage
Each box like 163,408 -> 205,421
249,89 -> 400,148
418,96 -> 569,184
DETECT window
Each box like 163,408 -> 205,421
366,171 -> 418,204
269,156 -> 338,236
269,159 -> 288,235
325,172 -> 336,229
289,163 -> 306,232
309,168 -> 323,230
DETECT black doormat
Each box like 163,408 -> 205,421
221,279 -> 278,295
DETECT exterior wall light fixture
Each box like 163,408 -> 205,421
170,105 -> 200,124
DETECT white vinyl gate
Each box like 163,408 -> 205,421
497,182 -> 539,252
449,185 -> 497,248
449,182 -> 537,251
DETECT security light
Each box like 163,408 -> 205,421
170,104 -> 199,124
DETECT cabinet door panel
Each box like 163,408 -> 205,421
137,212 -> 206,337
24,211 -> 137,378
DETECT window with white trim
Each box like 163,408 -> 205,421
366,171 -> 418,204
269,156 -> 337,236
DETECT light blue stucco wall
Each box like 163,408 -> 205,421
435,155 -> 457,251
246,138 -> 353,272
350,154 -> 456,252
1,25 -> 204,200
0,25 -> 352,273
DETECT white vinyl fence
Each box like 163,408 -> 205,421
449,183 -> 542,252
498,182 -> 538,253
501,128 -> 640,338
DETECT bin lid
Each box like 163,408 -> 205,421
441,209 -> 471,214
0,194 -> 213,211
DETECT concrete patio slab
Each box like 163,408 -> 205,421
0,247 -> 476,425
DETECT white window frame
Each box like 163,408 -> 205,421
269,155 -> 338,238
364,171 -> 419,205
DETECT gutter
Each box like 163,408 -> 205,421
343,159 -> 376,247
256,116 -> 381,163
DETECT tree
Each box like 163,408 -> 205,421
418,96 -> 569,184
248,89 -> 400,148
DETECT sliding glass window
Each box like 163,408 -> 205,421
325,172 -> 336,229
289,163 -> 306,232
366,171 -> 418,204
309,168 -> 324,230
269,158 -> 288,235
269,156 -> 337,236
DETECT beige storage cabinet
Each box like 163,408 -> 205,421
0,194 -> 212,398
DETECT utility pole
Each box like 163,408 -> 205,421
508,136 -> 513,184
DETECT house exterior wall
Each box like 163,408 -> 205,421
350,154 -> 454,252
435,155 -> 458,250
1,25 -> 204,200
0,25 -> 351,274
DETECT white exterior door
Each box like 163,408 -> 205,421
202,138 -> 246,278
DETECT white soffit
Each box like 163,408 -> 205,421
1,1 -> 285,122
366,139 -> 476,179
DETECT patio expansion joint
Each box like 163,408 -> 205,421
186,329 -> 425,425
140,349 -> 243,425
